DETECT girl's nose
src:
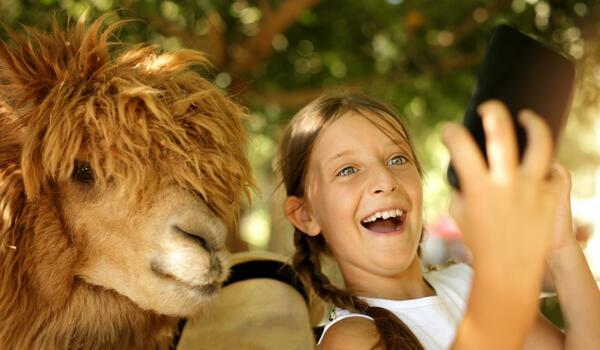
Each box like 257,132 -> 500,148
369,169 -> 398,195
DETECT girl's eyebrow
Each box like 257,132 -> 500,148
384,138 -> 409,146
322,141 -> 411,165
323,149 -> 355,164
384,139 -> 412,152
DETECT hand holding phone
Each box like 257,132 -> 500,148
444,100 -> 566,350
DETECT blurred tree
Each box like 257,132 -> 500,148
1,0 -> 599,253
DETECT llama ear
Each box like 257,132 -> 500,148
0,15 -> 113,109
0,29 -> 58,108
283,196 -> 321,237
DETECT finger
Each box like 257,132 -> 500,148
442,122 -> 487,192
549,162 -> 572,199
543,165 -> 569,214
478,100 -> 519,182
519,109 -> 554,179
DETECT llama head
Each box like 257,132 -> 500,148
0,14 -> 253,316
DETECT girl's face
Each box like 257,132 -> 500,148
300,111 -> 423,282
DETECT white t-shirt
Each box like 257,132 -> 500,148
318,263 -> 473,350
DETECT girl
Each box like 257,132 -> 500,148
278,93 -> 600,349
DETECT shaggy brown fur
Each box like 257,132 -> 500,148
0,14 -> 253,349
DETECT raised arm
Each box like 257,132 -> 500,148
443,100 -> 564,349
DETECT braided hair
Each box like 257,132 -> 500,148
278,92 -> 425,350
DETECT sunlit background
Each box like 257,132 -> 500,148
2,0 -> 599,286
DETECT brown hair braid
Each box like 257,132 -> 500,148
292,229 -> 423,349
279,92 -> 425,350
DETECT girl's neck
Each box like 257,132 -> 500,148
342,256 -> 435,301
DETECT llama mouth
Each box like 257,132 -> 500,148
195,282 -> 221,296
150,260 -> 223,296
160,272 -> 222,296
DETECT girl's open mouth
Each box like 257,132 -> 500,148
361,209 -> 405,234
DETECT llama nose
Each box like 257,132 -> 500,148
175,226 -> 214,252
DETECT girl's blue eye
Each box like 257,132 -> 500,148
388,155 -> 407,166
337,166 -> 357,177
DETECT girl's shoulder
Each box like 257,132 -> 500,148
318,309 -> 374,345
318,315 -> 382,350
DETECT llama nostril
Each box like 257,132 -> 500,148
189,234 -> 208,250
175,226 -> 212,251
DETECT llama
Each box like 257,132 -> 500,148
0,14 -> 253,349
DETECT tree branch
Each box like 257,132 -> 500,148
451,0 -> 513,43
258,0 -> 273,18
426,0 -> 512,76
206,9 -> 227,68
134,10 -> 209,51
242,73 -> 409,108
439,53 -> 479,74
229,0 -> 321,79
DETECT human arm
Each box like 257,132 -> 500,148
443,100 -> 564,349
522,165 -> 600,350
543,237 -> 600,349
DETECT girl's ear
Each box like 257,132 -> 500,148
284,196 -> 321,236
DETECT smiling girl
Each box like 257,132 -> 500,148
278,93 -> 600,349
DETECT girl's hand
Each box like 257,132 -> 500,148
443,100 -> 563,277
444,100 -> 566,349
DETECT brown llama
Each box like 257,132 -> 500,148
0,14 -> 253,349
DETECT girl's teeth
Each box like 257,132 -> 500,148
362,209 -> 404,223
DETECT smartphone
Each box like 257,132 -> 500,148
447,24 -> 575,189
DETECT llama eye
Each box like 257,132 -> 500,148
72,161 -> 95,184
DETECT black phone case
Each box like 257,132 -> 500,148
447,24 -> 575,189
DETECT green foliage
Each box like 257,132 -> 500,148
3,2 -> 596,125
2,0 -> 599,249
